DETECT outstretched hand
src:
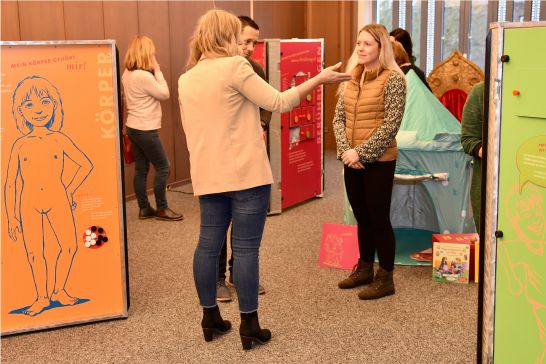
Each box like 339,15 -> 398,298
319,62 -> 352,84
296,63 -> 351,100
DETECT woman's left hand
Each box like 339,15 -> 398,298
341,149 -> 359,164
342,149 -> 365,169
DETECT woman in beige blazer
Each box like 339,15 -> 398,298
178,9 -> 350,350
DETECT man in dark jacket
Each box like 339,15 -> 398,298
461,81 -> 484,232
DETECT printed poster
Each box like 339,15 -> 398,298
280,40 -> 323,209
493,26 -> 546,363
319,223 -> 359,270
1,41 -> 128,335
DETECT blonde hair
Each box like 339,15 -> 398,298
124,35 -> 155,72
391,38 -> 410,66
12,76 -> 63,135
186,9 -> 241,70
338,24 -> 403,94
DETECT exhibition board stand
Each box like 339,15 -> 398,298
480,22 -> 546,363
0,40 -> 129,335
252,39 -> 325,214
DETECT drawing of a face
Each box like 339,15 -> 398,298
506,184 -> 545,254
18,94 -> 56,127
515,193 -> 545,241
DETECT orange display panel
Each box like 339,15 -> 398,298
1,41 -> 128,335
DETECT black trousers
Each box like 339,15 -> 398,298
344,161 -> 396,271
218,228 -> 233,280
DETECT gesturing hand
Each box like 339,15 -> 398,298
319,62 -> 352,84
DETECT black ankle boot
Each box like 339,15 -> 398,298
201,305 -> 231,342
239,311 -> 271,350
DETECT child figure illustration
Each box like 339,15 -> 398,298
499,184 -> 546,362
4,75 -> 93,316
453,258 -> 464,275
439,257 -> 449,272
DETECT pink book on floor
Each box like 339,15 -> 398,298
318,223 -> 359,270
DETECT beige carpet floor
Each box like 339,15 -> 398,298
1,150 -> 478,363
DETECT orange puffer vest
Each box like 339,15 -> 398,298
344,65 -> 397,162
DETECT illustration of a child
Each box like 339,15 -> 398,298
439,257 -> 449,272
500,184 -> 546,361
4,75 -> 93,316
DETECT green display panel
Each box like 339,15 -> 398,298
494,27 -> 546,363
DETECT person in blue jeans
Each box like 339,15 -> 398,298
122,36 -> 183,221
216,15 -> 270,302
178,10 -> 350,350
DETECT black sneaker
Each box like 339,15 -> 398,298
139,206 -> 156,220
155,208 -> 184,221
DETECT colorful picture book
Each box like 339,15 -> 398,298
432,242 -> 471,284
432,233 -> 479,282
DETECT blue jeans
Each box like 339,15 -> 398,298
126,127 -> 170,209
194,184 -> 271,313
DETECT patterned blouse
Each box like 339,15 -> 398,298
333,72 -> 406,163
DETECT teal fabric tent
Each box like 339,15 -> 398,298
344,70 -> 475,234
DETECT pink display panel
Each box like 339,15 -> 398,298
251,41 -> 265,71
279,41 -> 323,209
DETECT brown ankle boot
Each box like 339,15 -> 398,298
338,259 -> 374,289
358,267 -> 395,300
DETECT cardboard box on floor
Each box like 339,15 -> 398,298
432,234 -> 479,283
